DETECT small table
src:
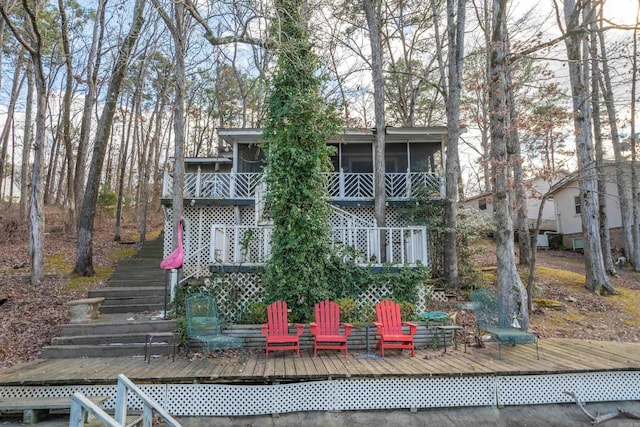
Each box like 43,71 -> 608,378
434,325 -> 465,353
355,323 -> 380,359
144,332 -> 176,363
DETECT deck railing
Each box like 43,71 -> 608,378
163,171 -> 443,200
209,224 -> 428,266
69,374 -> 180,427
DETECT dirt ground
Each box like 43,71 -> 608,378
0,206 -> 639,369
0,206 -> 165,369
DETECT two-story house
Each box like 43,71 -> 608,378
161,127 -> 447,281
549,162 -> 639,252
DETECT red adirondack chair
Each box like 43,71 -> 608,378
374,299 -> 417,357
261,301 -> 305,359
310,300 -> 353,358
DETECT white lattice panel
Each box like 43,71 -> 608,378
414,376 -> 495,407
497,371 -> 640,406
0,384 -> 165,411
205,274 -> 264,321
166,382 -> 334,416
2,371 -> 639,416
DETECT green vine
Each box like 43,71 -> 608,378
260,0 -> 342,321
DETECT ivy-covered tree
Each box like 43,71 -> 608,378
261,0 -> 341,321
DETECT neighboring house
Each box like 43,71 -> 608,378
1,178 -> 20,203
161,127 -> 448,280
549,162 -> 639,251
464,173 -> 566,246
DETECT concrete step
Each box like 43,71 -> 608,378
89,287 -> 166,298
105,279 -> 166,288
100,303 -> 165,314
51,332 -> 170,346
41,343 -> 173,359
59,319 -> 175,337
100,295 -> 165,306
109,267 -> 166,276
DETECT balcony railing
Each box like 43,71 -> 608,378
209,224 -> 428,266
163,171 -> 443,200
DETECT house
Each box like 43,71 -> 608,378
464,173 -> 566,247
160,127 -> 448,281
549,162 -> 639,251
1,178 -> 20,203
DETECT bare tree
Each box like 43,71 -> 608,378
560,0 -> 615,294
432,0 -> 465,288
0,55 -> 25,200
152,0 -> 187,248
631,4 -> 640,270
20,62 -> 34,220
489,0 -> 529,329
74,0 -> 146,276
1,1 -> 48,284
57,0 -> 76,230
595,7 -> 635,270
75,0 -> 107,222
364,0 -> 386,238
589,16 -> 616,275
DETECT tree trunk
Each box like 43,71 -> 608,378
443,0 -> 465,288
0,0 -> 50,284
562,0 -> 615,294
75,0 -> 107,222
58,0 -> 76,231
74,0 -> 146,276
29,51 -> 47,284
139,92 -> 165,246
114,92 -> 134,242
153,0 -> 187,247
364,0 -> 386,228
506,57 -> 530,267
490,0 -> 529,330
596,11 -> 635,265
0,58 -> 25,199
590,23 -> 616,275
20,62 -> 34,220
364,0 -> 387,262
631,7 -> 640,271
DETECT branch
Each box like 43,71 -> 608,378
183,0 -> 269,49
0,4 -> 35,55
564,391 -> 640,425
150,0 -> 178,39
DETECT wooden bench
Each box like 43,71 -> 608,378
67,297 -> 105,323
0,395 -> 109,424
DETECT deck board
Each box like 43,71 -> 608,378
1,339 -> 639,387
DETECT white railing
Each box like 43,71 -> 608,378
211,225 -> 273,265
331,226 -> 428,265
69,374 -> 181,427
210,224 -> 428,266
163,171 -> 442,200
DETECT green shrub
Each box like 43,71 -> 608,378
241,302 -> 268,324
335,298 -> 358,323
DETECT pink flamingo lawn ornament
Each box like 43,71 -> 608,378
160,216 -> 185,270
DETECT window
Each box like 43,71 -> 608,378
478,198 -> 487,211
574,196 -> 581,214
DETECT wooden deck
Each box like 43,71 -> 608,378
1,338 -> 639,387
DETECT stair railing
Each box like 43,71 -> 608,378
69,374 -> 181,427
